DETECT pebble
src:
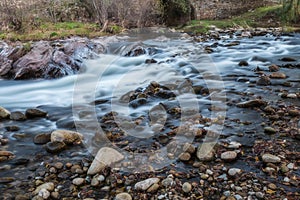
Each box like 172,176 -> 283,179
162,177 -> 174,187
179,152 -> 191,161
221,151 -> 237,162
234,194 -> 243,200
197,143 -> 215,161
227,141 -> 242,149
51,130 -> 83,144
268,183 -> 277,190
284,177 -> 290,182
228,168 -> 241,176
223,190 -> 231,197
255,192 -> 264,199
87,147 -> 124,175
0,106 -> 10,119
25,108 -> 47,118
147,183 -> 160,193
287,163 -> 295,169
288,109 -> 300,117
38,188 -> 50,199
72,178 -> 85,186
262,154 -> 281,163
134,178 -> 160,191
115,192 -> 132,200
33,182 -> 55,195
182,182 -> 192,193
286,93 -> 297,98
264,127 -> 276,134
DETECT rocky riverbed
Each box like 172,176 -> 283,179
0,28 -> 299,199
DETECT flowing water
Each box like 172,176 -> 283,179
0,28 -> 299,179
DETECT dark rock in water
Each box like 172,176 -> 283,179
257,76 -> 271,86
145,59 -> 158,64
237,99 -> 267,108
10,111 -> 27,121
34,133 -> 51,144
0,38 -> 106,80
11,158 -> 30,165
56,117 -> 76,129
125,46 -> 146,57
238,60 -> 249,66
25,108 -> 47,118
5,125 -> 20,132
129,98 -> 147,108
11,41 -> 83,79
268,64 -> 280,72
269,72 -> 287,79
280,57 -> 296,62
264,127 -> 277,134
45,141 -> 66,153
0,177 -> 15,183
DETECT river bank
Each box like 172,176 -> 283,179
0,28 -> 299,199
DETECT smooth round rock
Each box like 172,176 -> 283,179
221,151 -> 237,162
269,72 -> 286,79
34,133 -> 51,144
269,64 -> 280,72
26,108 -> 47,118
10,111 -> 26,121
51,130 -> 83,144
45,141 -> 66,153
115,193 -> 132,200
264,127 -> 276,134
72,178 -> 85,186
262,154 -> 281,163
179,152 -> 191,161
228,168 -> 241,176
182,182 -> 192,193
38,188 -> 50,199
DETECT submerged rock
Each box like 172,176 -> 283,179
25,108 -> 47,118
45,141 -> 66,153
237,99 -> 267,108
87,147 -> 124,175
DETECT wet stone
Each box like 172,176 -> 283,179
10,111 -> 27,121
115,193 -> 132,200
268,64 -> 280,72
87,147 -> 124,175
221,151 -> 237,162
51,130 -> 83,144
25,108 -> 47,118
262,154 -> 281,163
228,168 -> 241,176
45,141 -> 66,153
269,72 -> 287,79
34,133 -> 51,144
134,178 -> 160,191
257,76 -> 271,86
179,152 -> 191,161
5,125 -> 20,131
0,177 -> 15,183
264,127 -> 276,134
72,178 -> 85,186
0,106 -> 10,119
238,60 -> 249,66
288,109 -> 300,117
182,182 -> 192,193
237,99 -> 267,108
